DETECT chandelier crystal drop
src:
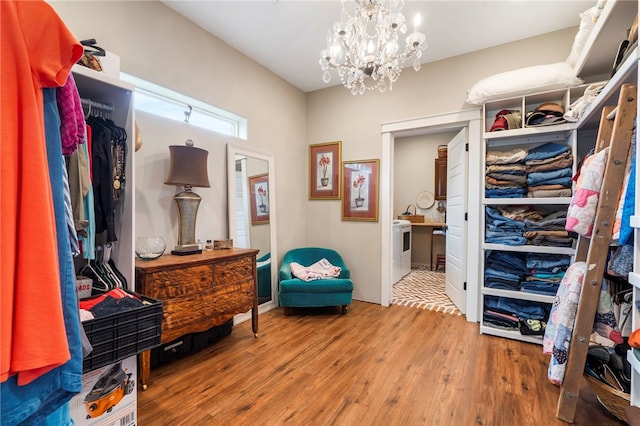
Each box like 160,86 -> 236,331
319,0 -> 427,95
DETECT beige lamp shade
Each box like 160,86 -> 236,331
164,145 -> 210,188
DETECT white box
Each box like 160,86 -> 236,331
69,356 -> 137,426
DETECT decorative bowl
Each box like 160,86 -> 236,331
135,237 -> 166,260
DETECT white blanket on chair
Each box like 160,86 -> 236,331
290,258 -> 341,282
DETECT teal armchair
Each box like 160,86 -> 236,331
278,247 -> 353,315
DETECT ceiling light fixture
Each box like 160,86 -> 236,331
319,0 -> 427,95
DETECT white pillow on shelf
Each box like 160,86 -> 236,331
464,62 -> 584,106
565,7 -> 598,68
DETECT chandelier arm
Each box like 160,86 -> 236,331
320,0 -> 426,95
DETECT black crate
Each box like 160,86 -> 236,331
82,291 -> 162,372
191,319 -> 233,352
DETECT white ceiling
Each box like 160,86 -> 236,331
162,1 -> 594,93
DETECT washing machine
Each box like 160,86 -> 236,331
392,219 -> 412,283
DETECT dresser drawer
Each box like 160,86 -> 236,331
147,264 -> 213,300
213,256 -> 253,285
161,279 -> 254,342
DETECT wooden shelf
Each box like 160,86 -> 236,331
410,222 -> 446,228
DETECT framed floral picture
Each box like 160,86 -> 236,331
309,141 -> 341,200
249,173 -> 269,225
342,159 -> 379,221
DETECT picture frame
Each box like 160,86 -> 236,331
249,173 -> 269,225
309,141 -> 342,200
341,159 -> 379,221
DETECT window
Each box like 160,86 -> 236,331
120,73 -> 247,139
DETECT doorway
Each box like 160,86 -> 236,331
379,109 -> 482,323
393,129 -> 461,312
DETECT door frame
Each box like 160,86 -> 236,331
380,109 -> 482,323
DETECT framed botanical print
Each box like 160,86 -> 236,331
342,159 -> 379,221
249,173 -> 269,225
309,141 -> 341,200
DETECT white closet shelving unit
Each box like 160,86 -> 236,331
574,0 -> 638,79
71,64 -> 136,288
68,64 -> 138,424
479,89 -> 581,344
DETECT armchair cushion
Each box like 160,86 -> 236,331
278,247 -> 353,312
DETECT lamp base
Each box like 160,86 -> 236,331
171,244 -> 202,256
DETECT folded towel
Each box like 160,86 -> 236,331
290,258 -> 342,281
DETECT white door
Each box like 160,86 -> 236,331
445,128 -> 467,313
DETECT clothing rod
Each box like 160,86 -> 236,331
81,97 -> 114,112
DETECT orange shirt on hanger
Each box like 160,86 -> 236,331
0,0 -> 83,385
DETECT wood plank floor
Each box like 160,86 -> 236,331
137,301 -> 625,425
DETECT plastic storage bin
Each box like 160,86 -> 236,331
82,291 -> 162,372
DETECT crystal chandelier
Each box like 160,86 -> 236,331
319,0 -> 427,95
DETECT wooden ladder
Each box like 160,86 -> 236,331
556,83 -> 637,422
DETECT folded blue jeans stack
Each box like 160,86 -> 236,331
485,142 -> 574,198
523,210 -> 577,247
483,295 -> 550,334
484,251 -> 571,296
485,206 -> 527,245
525,142 -> 574,197
485,147 -> 528,198
484,250 -> 526,290
522,253 -> 572,296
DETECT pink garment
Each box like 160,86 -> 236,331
56,72 -> 85,155
290,258 -> 342,281
565,148 -> 608,237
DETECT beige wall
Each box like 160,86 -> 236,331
52,0 -> 577,304
51,1 -> 308,265
306,28 -> 576,303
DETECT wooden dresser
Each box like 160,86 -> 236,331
135,248 -> 259,389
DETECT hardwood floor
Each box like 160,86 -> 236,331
137,301 -> 625,425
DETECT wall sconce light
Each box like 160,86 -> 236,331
164,139 -> 210,255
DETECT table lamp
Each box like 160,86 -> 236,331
164,140 -> 210,255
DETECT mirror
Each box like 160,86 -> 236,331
227,144 -> 277,310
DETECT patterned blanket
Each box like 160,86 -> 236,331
543,262 -> 623,386
290,258 -> 341,281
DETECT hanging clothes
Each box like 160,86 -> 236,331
76,141 -> 97,259
56,71 -> 85,156
87,116 -> 117,242
0,0 -> 83,424
0,0 -> 83,384
1,88 -> 84,425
